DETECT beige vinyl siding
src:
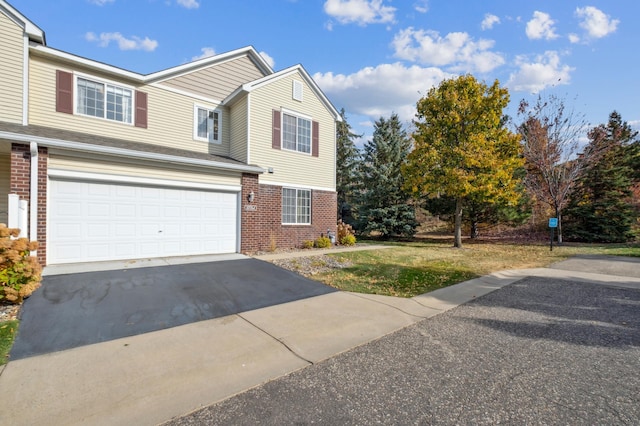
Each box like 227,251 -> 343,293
0,154 -> 9,224
161,56 -> 265,101
229,94 -> 248,163
48,152 -> 242,187
249,73 -> 335,190
28,54 -> 231,157
0,12 -> 25,124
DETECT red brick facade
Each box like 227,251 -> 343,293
240,173 -> 337,253
10,143 -> 48,265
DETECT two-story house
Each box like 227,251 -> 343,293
0,1 -> 340,266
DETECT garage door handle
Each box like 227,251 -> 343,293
158,230 -> 163,233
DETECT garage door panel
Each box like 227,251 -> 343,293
49,179 -> 238,264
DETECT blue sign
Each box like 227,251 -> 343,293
549,218 -> 558,228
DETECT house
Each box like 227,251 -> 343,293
0,1 -> 340,266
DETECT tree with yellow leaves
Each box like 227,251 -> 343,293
403,75 -> 523,248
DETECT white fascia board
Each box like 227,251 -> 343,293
30,44 -> 143,82
259,179 -> 335,193
0,1 -> 45,44
0,130 -> 265,174
240,65 -> 342,121
48,169 -> 242,193
30,44 -> 274,88
147,46 -> 273,83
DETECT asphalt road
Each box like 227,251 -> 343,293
167,274 -> 640,425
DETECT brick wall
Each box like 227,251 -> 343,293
10,143 -> 48,265
240,173 -> 337,252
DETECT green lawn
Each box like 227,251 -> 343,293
315,240 -> 640,297
0,320 -> 19,366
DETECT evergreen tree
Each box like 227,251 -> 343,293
356,114 -> 418,238
336,108 -> 362,226
564,111 -> 639,242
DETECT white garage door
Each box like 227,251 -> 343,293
48,178 -> 238,264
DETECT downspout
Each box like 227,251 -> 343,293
29,142 -> 38,257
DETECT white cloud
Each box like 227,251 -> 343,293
323,0 -> 396,26
414,0 -> 429,14
313,62 -> 452,123
177,0 -> 199,9
85,32 -> 158,52
391,27 -> 505,73
259,51 -> 275,69
481,13 -> 500,31
191,47 -> 215,61
568,33 -> 580,44
576,6 -> 619,39
88,0 -> 114,5
507,51 -> 573,93
526,11 -> 558,40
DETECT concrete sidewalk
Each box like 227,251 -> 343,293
1,259 -> 639,425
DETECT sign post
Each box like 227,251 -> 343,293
548,218 -> 558,251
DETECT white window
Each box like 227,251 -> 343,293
76,76 -> 133,124
194,106 -> 221,144
282,188 -> 311,225
282,111 -> 311,154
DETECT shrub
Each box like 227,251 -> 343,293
0,224 -> 41,304
340,234 -> 357,246
337,220 -> 356,245
302,240 -> 314,249
314,236 -> 332,248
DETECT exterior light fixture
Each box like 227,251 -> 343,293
247,191 -> 255,203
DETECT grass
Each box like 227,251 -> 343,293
0,320 -> 19,366
315,239 -> 640,297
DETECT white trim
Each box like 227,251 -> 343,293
281,108 -> 312,155
235,192 -> 242,253
48,169 -> 242,192
259,179 -> 335,192
73,72 -> 135,126
31,44 -> 141,81
246,93 -> 251,164
29,142 -> 38,256
282,187 -> 311,225
29,43 -> 272,85
0,130 -> 265,174
193,104 -> 222,144
0,1 -> 45,44
225,65 -> 341,122
293,80 -> 303,102
22,34 -> 29,125
151,82 -> 222,105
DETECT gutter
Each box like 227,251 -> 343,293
0,131 -> 264,175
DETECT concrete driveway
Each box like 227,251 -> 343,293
10,257 -> 336,360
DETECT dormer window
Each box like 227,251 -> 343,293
194,105 -> 221,144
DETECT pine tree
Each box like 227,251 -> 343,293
564,111 -> 639,242
336,108 -> 361,226
356,114 -> 418,238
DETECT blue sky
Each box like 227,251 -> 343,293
8,0 -> 638,145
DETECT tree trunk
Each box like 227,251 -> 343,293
555,206 -> 563,244
470,220 -> 479,239
454,198 -> 463,248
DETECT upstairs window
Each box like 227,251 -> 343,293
76,77 -> 133,124
194,106 -> 221,144
282,188 -> 311,225
282,112 -> 311,154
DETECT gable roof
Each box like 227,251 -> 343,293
1,0 -> 45,44
30,43 -> 273,85
224,64 -> 342,122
